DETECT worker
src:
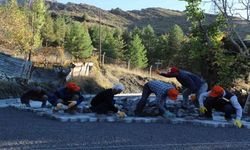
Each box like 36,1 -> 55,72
198,85 -> 243,128
90,83 -> 126,118
48,82 -> 84,114
20,86 -> 48,108
157,67 -> 207,107
134,80 -> 179,118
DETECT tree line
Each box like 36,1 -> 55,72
0,0 -> 249,88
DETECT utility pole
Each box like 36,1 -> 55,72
149,65 -> 153,77
28,0 -> 35,61
102,52 -> 105,65
155,59 -> 162,70
127,59 -> 131,70
98,9 -> 102,64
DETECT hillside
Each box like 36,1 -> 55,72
46,1 -> 250,37
0,61 -> 181,98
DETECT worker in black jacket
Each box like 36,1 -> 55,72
20,86 -> 48,108
90,83 -> 126,117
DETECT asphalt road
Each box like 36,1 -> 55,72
1,107 -> 250,150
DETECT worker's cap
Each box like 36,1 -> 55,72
209,85 -> 224,97
167,88 -> 179,100
169,67 -> 179,73
112,83 -> 125,91
66,82 -> 80,92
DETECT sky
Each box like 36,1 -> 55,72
57,0 -> 189,11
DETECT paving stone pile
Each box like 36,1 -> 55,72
1,95 -> 250,129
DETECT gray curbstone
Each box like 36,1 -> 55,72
123,117 -> 133,123
106,117 -> 116,122
2,98 -> 250,130
89,117 -> 98,122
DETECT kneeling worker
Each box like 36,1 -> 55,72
198,85 -> 243,128
134,80 -> 179,118
90,83 -> 126,118
20,86 -> 48,108
49,82 -> 84,114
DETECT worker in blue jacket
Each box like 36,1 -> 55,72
157,67 -> 208,107
48,82 -> 84,114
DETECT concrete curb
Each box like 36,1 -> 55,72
2,98 -> 250,129
7,105 -> 250,129
0,98 -> 19,108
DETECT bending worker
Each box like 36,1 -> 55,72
20,86 -> 48,108
134,80 -> 179,118
90,83 -> 126,118
199,85 -> 243,128
158,67 -> 207,107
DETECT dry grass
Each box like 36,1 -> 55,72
234,79 -> 250,91
68,63 -> 181,94
104,64 -> 181,87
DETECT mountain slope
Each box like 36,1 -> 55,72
46,1 -> 250,36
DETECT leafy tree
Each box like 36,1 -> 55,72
65,21 -> 93,59
245,35 -> 250,40
184,0 -> 247,87
0,0 -> 32,53
128,34 -> 148,69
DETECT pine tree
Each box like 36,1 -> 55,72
167,24 -> 185,65
41,12 -> 55,46
131,27 -> 142,37
102,29 -> 125,59
168,24 -> 184,52
128,34 -> 148,69
141,25 -> 157,64
122,29 -> 132,60
65,21 -> 93,59
89,25 -> 109,49
155,34 -> 169,65
54,16 -> 68,46
27,0 -> 46,60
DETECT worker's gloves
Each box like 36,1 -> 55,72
117,111 -> 126,118
234,119 -> 242,128
68,101 -> 77,108
114,104 -> 122,109
199,106 -> 207,114
162,111 -> 176,119
55,103 -> 63,110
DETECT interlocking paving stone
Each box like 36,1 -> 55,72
1,98 -> 250,129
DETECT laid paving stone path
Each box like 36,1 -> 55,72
1,95 -> 250,129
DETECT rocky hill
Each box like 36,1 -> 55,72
46,1 -> 250,37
